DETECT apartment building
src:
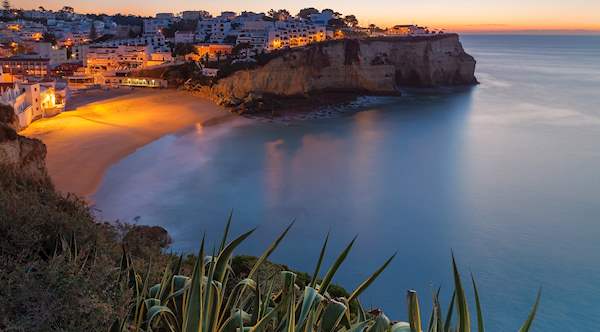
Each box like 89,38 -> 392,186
385,25 -> 428,36
144,15 -> 175,36
92,34 -> 169,52
0,56 -> 50,77
86,45 -> 150,74
28,42 -> 68,66
266,20 -> 326,51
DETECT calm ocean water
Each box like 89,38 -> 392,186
94,35 -> 600,331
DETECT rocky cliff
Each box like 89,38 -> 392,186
198,34 -> 476,106
0,104 -> 48,180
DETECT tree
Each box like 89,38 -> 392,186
128,28 -> 139,38
343,15 -> 359,28
322,9 -> 342,19
198,10 -> 211,19
232,42 -> 252,57
61,6 -> 74,14
223,35 -> 237,45
267,9 -> 290,21
38,6 -> 45,11
328,18 -> 347,29
42,32 -> 57,45
172,43 -> 196,57
297,7 -> 319,20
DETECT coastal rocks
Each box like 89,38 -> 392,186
0,104 -> 48,181
123,225 -> 172,256
203,34 -> 476,106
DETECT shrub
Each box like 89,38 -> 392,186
112,219 -> 541,332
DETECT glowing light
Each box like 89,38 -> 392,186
271,39 -> 282,49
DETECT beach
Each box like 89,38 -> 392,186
21,88 -> 232,198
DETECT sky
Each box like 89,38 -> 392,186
12,0 -> 600,33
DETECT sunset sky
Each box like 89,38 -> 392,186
12,0 -> 600,33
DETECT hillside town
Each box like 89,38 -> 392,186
0,2 -> 440,129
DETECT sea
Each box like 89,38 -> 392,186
93,35 -> 600,331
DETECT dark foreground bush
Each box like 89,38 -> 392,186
0,168 -> 169,331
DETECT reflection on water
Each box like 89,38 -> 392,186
94,35 -> 600,331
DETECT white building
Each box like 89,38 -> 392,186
22,10 -> 57,20
181,11 -> 204,21
385,25 -> 428,36
174,31 -> 196,44
156,13 -> 175,20
144,17 -> 173,36
86,45 -> 151,75
266,20 -> 326,51
308,11 -> 335,26
70,44 -> 89,65
0,81 -> 66,129
92,34 -> 169,52
29,42 -> 68,66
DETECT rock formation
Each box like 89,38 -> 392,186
193,34 -> 476,107
0,104 -> 48,180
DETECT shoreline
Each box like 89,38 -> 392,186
21,88 -> 233,199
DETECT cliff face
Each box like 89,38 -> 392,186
206,34 -> 476,105
0,105 -> 48,180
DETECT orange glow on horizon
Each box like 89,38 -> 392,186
10,0 -> 600,34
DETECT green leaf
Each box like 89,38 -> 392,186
183,235 -> 205,332
148,284 -> 162,299
296,286 -> 323,332
220,278 -> 258,326
250,300 -> 285,332
429,287 -> 443,332
407,290 -> 422,332
451,255 -> 470,332
147,304 -> 177,327
443,291 -> 455,332
310,232 -> 330,288
319,236 -> 357,295
391,322 -> 411,332
219,210 -> 234,254
319,300 -> 348,332
367,313 -> 390,332
219,309 -> 251,332
518,289 -> 542,332
470,274 -> 484,332
348,252 -> 396,303
248,220 -> 295,279
286,283 -> 296,332
349,320 -> 374,332
214,228 -> 256,283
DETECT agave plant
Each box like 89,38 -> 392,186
110,216 -> 541,332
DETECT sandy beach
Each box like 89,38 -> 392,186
21,88 -> 232,198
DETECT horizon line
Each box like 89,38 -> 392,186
9,5 -> 600,34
